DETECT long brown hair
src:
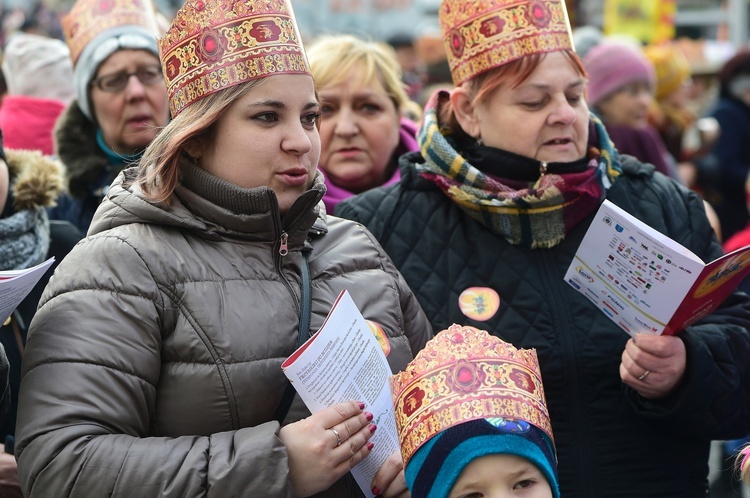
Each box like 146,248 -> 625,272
137,79 -> 264,205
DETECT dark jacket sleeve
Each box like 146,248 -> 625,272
619,170 -> 750,440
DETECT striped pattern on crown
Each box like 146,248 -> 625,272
390,324 -> 554,465
158,0 -> 311,117
439,0 -> 573,85
62,0 -> 159,66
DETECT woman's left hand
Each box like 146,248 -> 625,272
371,450 -> 409,498
279,401 -> 374,497
620,333 -> 687,399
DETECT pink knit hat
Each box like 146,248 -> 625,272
583,42 -> 655,106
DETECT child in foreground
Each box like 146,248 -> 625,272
391,324 -> 560,498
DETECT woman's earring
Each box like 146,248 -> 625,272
476,137 -> 484,146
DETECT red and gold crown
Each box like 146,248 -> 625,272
158,0 -> 311,117
391,324 -> 553,465
61,0 -> 159,66
439,0 -> 573,86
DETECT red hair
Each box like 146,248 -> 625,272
440,50 -> 587,136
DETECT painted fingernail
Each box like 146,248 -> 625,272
369,424 -> 377,433
358,401 -> 365,410
367,442 -> 374,451
371,486 -> 381,495
365,412 -> 373,421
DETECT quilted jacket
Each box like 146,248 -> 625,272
336,152 -> 750,497
15,165 -> 431,498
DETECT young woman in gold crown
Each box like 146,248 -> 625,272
336,0 -> 750,496
14,1 -> 430,497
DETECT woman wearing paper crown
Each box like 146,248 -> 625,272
14,1 -> 431,497
336,0 -> 750,496
48,0 -> 170,233
392,325 -> 560,498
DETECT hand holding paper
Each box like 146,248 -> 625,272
278,400 -> 375,497
281,290 -> 402,498
564,200 -> 750,336
620,332 -> 687,398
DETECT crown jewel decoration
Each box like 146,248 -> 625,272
439,0 -> 573,86
62,0 -> 159,66
391,324 -> 554,465
159,0 -> 311,117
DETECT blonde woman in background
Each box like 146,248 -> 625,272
307,34 -> 422,214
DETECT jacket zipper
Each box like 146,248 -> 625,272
539,161 -> 548,178
279,231 -> 289,256
269,192 -> 300,315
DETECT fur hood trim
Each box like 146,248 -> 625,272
7,148 -> 65,211
54,99 -> 107,199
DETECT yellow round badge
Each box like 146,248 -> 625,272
367,320 -> 391,357
458,287 -> 500,321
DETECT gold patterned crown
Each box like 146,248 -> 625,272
439,0 -> 574,86
61,0 -> 159,66
391,324 -> 553,465
158,0 -> 311,117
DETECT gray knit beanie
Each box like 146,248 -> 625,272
74,25 -> 159,122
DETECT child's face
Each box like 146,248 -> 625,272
448,454 -> 553,498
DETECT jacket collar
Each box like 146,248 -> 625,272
92,164 -> 328,249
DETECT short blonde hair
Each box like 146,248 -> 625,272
307,34 -> 411,115
137,79 -> 263,205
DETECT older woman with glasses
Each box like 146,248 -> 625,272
48,0 -> 169,233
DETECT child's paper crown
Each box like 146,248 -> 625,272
61,0 -> 159,66
158,0 -> 311,117
439,0 -> 574,86
390,324 -> 554,465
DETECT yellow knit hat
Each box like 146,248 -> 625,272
644,44 -> 691,101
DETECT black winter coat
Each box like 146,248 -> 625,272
336,152 -> 750,498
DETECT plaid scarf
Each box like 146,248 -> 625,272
416,90 -> 622,249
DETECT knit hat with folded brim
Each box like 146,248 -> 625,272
61,0 -> 160,122
405,418 -> 560,498
73,27 -> 159,122
583,42 -> 656,107
2,32 -> 75,103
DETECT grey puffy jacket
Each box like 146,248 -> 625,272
16,167 -> 431,497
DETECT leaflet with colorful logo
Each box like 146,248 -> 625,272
281,289 -> 400,498
564,200 -> 750,336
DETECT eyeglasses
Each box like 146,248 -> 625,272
91,65 -> 164,93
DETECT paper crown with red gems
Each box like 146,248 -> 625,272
158,0 -> 311,117
61,0 -> 159,66
439,0 -> 574,86
390,324 -> 554,465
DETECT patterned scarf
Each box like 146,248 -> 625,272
416,90 -> 622,249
